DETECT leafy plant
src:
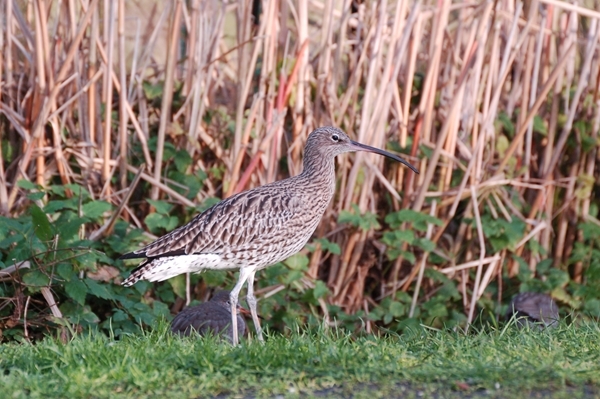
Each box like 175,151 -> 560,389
338,204 -> 381,231
381,209 -> 442,264
0,183 -> 171,340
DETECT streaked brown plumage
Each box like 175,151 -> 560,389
170,290 -> 247,343
120,126 -> 419,345
506,292 -> 559,329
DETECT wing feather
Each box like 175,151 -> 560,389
119,184 -> 302,260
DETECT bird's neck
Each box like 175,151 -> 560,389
299,148 -> 336,183
297,148 -> 337,207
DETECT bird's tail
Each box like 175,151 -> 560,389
121,260 -> 152,287
122,254 -> 222,287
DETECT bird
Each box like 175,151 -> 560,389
120,126 -> 419,345
506,292 -> 559,329
170,290 -> 249,343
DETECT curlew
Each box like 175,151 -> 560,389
120,126 -> 419,345
171,290 -> 248,343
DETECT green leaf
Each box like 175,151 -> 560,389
201,270 -> 226,286
22,270 -> 50,287
582,131 -> 596,154
17,179 -> 40,190
394,291 -> 412,303
417,238 -> 436,252
44,199 -> 78,213
338,205 -> 381,231
400,250 -> 416,265
551,287 -> 579,309
437,281 -> 460,300
142,81 -> 164,100
168,274 -> 187,299
146,199 -> 174,215
81,309 -> 100,324
424,268 -> 451,283
168,171 -> 202,199
479,215 -> 524,253
284,253 -> 309,271
82,201 -> 112,219
389,301 -> 406,318
496,111 -> 515,137
382,230 -> 415,246
144,213 -> 168,233
580,221 -> 600,241
56,217 -> 88,244
73,250 -> 100,268
387,247 -> 416,263
383,313 -> 393,324
65,279 -> 87,305
165,216 -> 180,231
153,301 -> 171,318
48,185 -> 66,196
0,216 -> 25,234
196,197 -> 220,213
30,205 -> 54,242
313,280 -> 329,299
588,203 -> 598,219
385,209 -> 443,230
282,269 -> 303,284
27,191 -> 45,201
131,302 -> 156,325
536,258 -> 553,274
575,174 -> 594,200
313,238 -> 341,255
422,300 -> 448,318
496,135 -> 509,158
2,140 -> 14,164
0,235 -> 22,250
64,184 -> 92,199
338,210 -> 361,227
162,142 -> 177,161
57,263 -> 74,280
174,150 -> 193,173
533,115 -> 547,135
583,298 -> 600,317
547,269 -> 570,289
84,278 -> 113,300
359,213 -> 380,231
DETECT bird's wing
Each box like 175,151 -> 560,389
121,185 -> 302,260
520,299 -> 557,319
170,305 -> 243,337
510,293 -> 558,320
170,307 -> 207,334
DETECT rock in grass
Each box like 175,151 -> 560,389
506,292 -> 559,329
171,290 -> 247,343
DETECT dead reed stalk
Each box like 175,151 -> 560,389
1,0 -> 599,328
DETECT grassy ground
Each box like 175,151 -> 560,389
1,321 -> 599,399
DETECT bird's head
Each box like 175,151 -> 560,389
211,290 -> 253,316
305,126 -> 419,174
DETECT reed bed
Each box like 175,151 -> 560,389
1,0 -> 599,332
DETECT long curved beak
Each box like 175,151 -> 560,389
238,306 -> 263,319
350,140 -> 420,174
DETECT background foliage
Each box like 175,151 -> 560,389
1,0 -> 600,341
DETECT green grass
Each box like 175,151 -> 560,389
1,321 -> 599,398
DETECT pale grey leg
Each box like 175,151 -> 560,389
229,267 -> 253,345
246,269 -> 264,341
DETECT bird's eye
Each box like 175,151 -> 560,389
331,134 -> 339,142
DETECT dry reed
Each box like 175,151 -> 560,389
1,0 -> 599,327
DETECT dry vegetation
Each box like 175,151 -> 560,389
1,0 -> 600,335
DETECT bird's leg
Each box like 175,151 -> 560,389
229,267 -> 253,345
245,269 -> 263,341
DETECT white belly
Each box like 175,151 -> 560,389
141,254 -> 238,283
